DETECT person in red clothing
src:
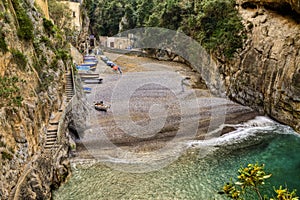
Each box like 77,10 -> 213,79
112,65 -> 122,75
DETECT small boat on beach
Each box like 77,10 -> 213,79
84,55 -> 96,59
84,58 -> 98,63
84,78 -> 103,84
80,62 -> 97,67
76,65 -> 92,71
83,87 -> 92,93
94,101 -> 110,112
78,73 -> 100,79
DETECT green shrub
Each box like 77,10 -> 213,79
0,141 -> 5,147
0,76 -> 23,107
43,18 -> 55,35
1,151 -> 13,160
56,49 -> 70,62
0,29 -> 8,53
196,0 -> 245,58
11,0 -> 34,41
40,35 -> 52,48
11,49 -> 27,69
50,58 -> 58,71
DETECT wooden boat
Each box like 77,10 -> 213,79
84,55 -> 96,59
94,102 -> 110,112
78,73 -> 99,79
84,78 -> 103,84
84,58 -> 98,63
80,62 -> 97,67
83,87 -> 92,93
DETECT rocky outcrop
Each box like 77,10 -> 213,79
76,7 -> 90,54
0,0 -> 72,198
219,1 -> 300,132
238,0 -> 300,15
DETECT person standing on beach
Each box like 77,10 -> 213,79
117,66 -> 122,75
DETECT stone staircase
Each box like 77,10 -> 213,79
44,114 -> 61,150
45,71 -> 75,151
66,72 -> 75,102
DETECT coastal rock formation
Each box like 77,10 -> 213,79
0,0 -> 72,198
238,0 -> 300,14
219,0 -> 300,131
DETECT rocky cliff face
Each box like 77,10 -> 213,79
219,0 -> 300,131
0,0 -> 72,198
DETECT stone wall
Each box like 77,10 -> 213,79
0,0 -> 72,198
219,1 -> 300,131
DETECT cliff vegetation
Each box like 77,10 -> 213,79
0,0 -> 74,198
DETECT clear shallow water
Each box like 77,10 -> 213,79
53,117 -> 300,200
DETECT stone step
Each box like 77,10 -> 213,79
46,138 -> 57,142
46,134 -> 57,139
49,121 -> 59,125
45,141 -> 56,145
47,129 -> 58,133
47,132 -> 57,135
44,145 -> 60,150
45,145 -> 59,150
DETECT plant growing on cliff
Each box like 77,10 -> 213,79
196,0 -> 245,58
0,76 -> 23,107
11,49 -> 27,69
48,0 -> 72,31
11,0 -> 34,41
43,17 -> 55,35
1,150 -> 13,160
220,163 -> 299,200
0,29 -> 8,53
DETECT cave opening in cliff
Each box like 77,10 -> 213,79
241,2 -> 257,10
264,3 -> 300,23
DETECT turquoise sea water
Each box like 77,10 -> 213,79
53,117 -> 300,200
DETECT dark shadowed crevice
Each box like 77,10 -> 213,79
263,2 -> 300,23
241,2 -> 257,9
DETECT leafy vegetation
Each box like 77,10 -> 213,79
221,163 -> 299,200
0,28 -> 8,53
48,0 -> 72,32
84,0 -> 245,59
1,151 -> 13,160
43,18 -> 55,35
55,49 -> 70,61
11,49 -> 27,70
11,0 -> 34,41
0,76 -> 23,107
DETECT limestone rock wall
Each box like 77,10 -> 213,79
35,0 -> 49,19
220,1 -> 300,131
0,0 -> 72,198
